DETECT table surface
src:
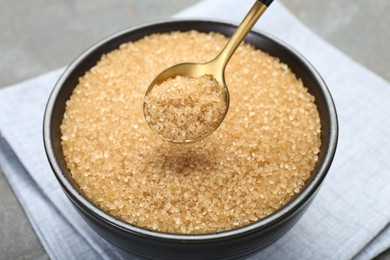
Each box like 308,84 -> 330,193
1,1 -> 389,259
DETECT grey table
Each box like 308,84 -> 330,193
1,1 -> 389,259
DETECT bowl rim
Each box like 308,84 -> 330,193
43,18 -> 338,241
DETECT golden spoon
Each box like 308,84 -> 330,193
144,0 -> 273,143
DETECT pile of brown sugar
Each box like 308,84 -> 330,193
61,30 -> 321,234
144,74 -> 226,142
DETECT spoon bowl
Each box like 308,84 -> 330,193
144,60 -> 230,143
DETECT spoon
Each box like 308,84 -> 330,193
144,0 -> 273,143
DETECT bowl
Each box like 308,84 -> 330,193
43,19 -> 338,259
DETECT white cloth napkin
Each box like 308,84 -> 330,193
1,0 -> 390,259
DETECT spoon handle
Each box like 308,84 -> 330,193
214,0 -> 273,68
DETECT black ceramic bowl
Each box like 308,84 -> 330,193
43,20 -> 338,259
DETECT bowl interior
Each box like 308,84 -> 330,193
44,20 -> 337,239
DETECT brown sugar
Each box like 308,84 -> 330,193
144,74 -> 226,142
60,30 -> 321,234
